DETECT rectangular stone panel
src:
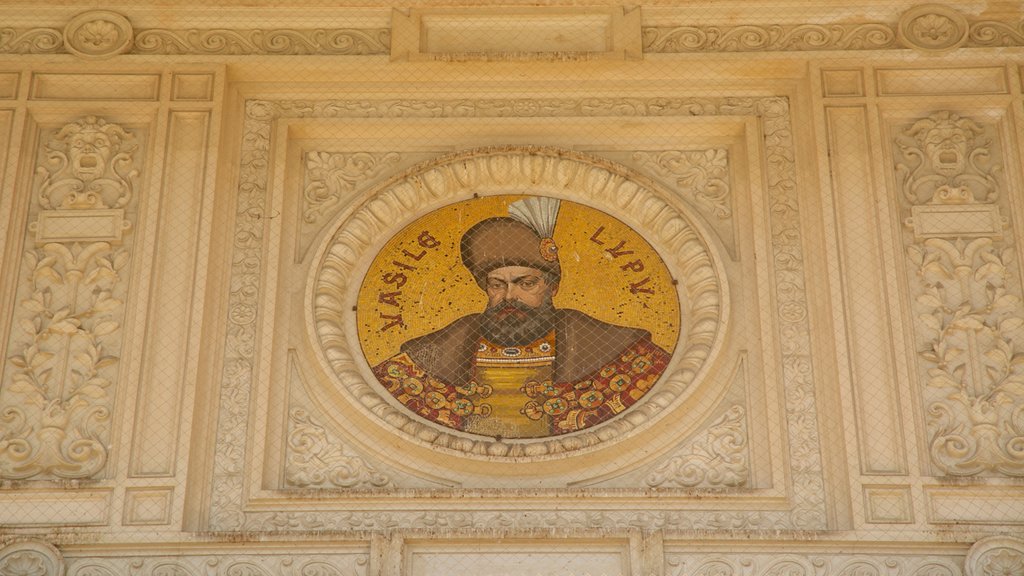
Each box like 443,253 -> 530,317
123,487 -> 174,526
909,204 -> 1003,240
927,487 -> 1024,524
876,67 -> 1008,96
172,73 -> 214,101
128,111 -> 211,477
392,6 -> 641,61
0,72 -> 19,99
863,485 -> 914,524
33,209 -> 126,244
825,106 -> 907,475
821,69 -> 864,98
0,489 -> 111,526
30,73 -> 161,101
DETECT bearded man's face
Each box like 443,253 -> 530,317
480,265 -> 558,346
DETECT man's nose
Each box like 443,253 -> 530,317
505,284 -> 524,301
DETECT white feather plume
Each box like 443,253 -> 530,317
507,197 -> 560,238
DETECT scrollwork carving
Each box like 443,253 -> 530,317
645,405 -> 748,488
0,117 -> 137,480
633,149 -> 731,218
65,555 -> 366,576
302,151 -> 400,224
133,28 -> 389,55
285,408 -> 391,489
0,28 -> 63,53
643,23 -> 897,52
668,554 -> 962,576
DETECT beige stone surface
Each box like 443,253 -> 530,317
0,2 -> 1023,575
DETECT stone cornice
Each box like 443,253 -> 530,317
3,5 -> 1024,58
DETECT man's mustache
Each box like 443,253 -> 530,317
488,299 -> 534,318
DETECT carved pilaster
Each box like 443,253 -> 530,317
895,111 -> 1024,477
0,116 -> 138,480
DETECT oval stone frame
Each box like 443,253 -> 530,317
309,146 -> 727,459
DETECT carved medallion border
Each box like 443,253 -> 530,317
208,95 -> 825,533
311,145 -> 725,462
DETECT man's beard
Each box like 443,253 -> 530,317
479,298 -> 557,347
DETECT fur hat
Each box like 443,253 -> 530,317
461,197 -> 562,287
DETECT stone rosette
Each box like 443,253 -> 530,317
63,10 -> 134,59
898,4 -> 969,52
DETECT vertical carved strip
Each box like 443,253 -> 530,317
825,106 -> 908,475
128,111 -> 209,477
0,116 -> 139,480
895,111 -> 1024,477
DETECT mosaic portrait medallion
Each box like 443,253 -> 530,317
312,146 -> 725,458
357,195 -> 680,439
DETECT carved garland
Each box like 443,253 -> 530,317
209,95 -> 823,533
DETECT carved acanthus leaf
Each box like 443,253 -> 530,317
645,405 -> 748,488
633,149 -> 731,218
303,151 -> 401,224
285,408 -> 391,489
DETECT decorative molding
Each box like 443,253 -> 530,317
633,148 -> 731,219
312,145 -> 725,460
285,408 -> 391,489
0,8 -> 389,57
63,10 -> 133,59
895,111 -> 1024,477
65,554 -> 368,576
644,5 -> 1024,54
0,541 -> 64,576
642,23 -> 897,53
666,553 -> 962,576
0,28 -> 63,54
965,536 -> 1024,576
645,405 -> 748,488
302,151 -> 401,225
133,28 -> 390,56
207,94 -> 825,533
0,116 -> 138,480
5,5 -> 1024,57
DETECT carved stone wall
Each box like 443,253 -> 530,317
1,2 -> 1024,576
